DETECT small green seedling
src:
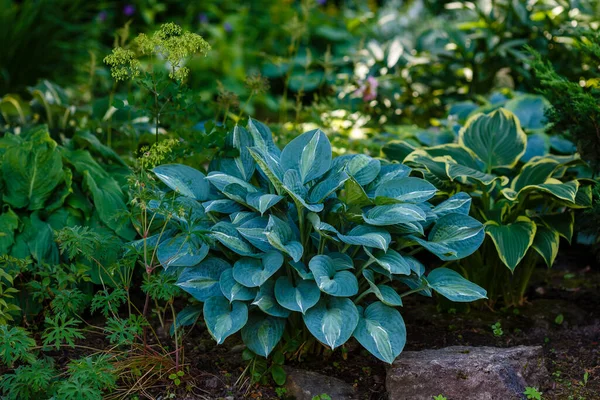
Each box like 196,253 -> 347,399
168,370 -> 185,386
433,395 -> 448,400
524,386 -> 542,399
554,314 -> 564,325
491,322 -> 503,337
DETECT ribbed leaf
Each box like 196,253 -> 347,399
176,258 -> 230,301
203,296 -> 248,344
303,297 -> 359,350
486,217 -> 537,271
353,302 -> 406,363
427,268 -> 487,302
309,255 -> 359,297
274,277 -> 320,314
241,313 -> 286,357
154,164 -> 210,201
532,225 -> 560,268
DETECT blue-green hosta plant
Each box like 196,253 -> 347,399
149,118 -> 486,364
383,108 -> 592,307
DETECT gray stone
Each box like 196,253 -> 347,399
386,346 -> 547,400
284,367 -> 358,400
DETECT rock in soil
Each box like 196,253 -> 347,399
386,346 -> 547,400
284,367 -> 358,400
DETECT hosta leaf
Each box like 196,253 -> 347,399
504,94 -> 550,130
281,129 -> 332,184
502,179 -> 579,203
523,133 -> 551,162
446,163 -> 508,186
307,213 -> 339,239
432,192 -> 472,217
2,132 -> 63,210
365,248 -> 411,276
153,164 -> 210,201
395,274 -> 432,297
374,177 -> 437,204
367,163 -> 412,193
539,213 -> 574,243
274,277 -> 320,313
252,279 -> 291,318
346,155 -> 381,186
363,203 -> 426,226
303,297 -> 359,350
309,255 -> 359,297
266,215 -> 303,262
353,302 -> 406,363
427,268 -> 487,302
338,225 -> 391,251
241,313 -> 286,357
219,268 -> 257,302
206,172 -> 258,194
363,269 -> 403,306
0,209 -> 19,254
308,169 -> 349,203
203,296 -> 248,344
237,216 -> 274,252
227,125 -> 256,180
171,304 -> 202,334
329,252 -> 353,270
176,258 -> 230,301
232,251 -> 284,287
248,117 -> 280,156
485,217 -> 537,271
532,225 -> 560,268
248,147 -> 285,195
458,108 -> 527,171
157,234 -> 208,270
341,177 -> 373,208
211,222 -> 258,256
246,193 -> 284,215
203,199 -> 245,214
381,140 -> 416,163
512,158 -> 561,192
412,213 -> 484,261
283,169 -> 324,212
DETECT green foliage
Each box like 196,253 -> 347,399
524,386 -> 543,400
491,322 -> 504,337
0,265 -> 20,324
385,108 -> 591,306
151,119 -> 486,364
90,288 -> 128,318
105,315 -> 148,346
0,357 -> 56,400
0,325 -> 36,366
433,396 -> 448,400
42,315 -> 85,350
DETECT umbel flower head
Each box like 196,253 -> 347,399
104,23 -> 211,82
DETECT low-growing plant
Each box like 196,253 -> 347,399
149,118 -> 487,364
384,108 -> 591,307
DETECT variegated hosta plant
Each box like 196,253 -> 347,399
148,118 -> 486,364
383,108 -> 592,307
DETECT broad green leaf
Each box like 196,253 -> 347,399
237,216 -> 276,253
341,177 -> 373,208
19,212 -> 58,264
0,209 -> 19,254
412,213 -> 484,261
246,193 -> 284,215
2,131 -> 63,210
523,133 -> 551,162
307,213 -> 339,240
362,269 -> 403,306
203,296 -> 248,344
353,302 -> 406,363
365,248 -> 411,276
512,158 -> 560,192
338,225 -> 391,251
206,172 -> 258,194
308,169 -> 349,203
446,163 -> 508,186
329,252 -> 353,270
241,313 -> 286,357
274,277 -> 320,314
502,179 -> 579,203
171,305 -> 202,334
346,155 -> 381,186
211,222 -> 258,256
539,213 -> 574,243
427,268 -> 487,302
232,252 -> 284,287
252,279 -> 291,318
432,192 -> 471,217
485,217 -> 537,271
222,125 -> 255,180
366,163 -> 412,195
203,199 -> 245,214
363,204 -> 426,226
157,234 -> 208,270
303,297 -> 359,350
154,164 -> 210,201
374,177 -> 437,204
283,169 -> 324,212
381,140 -> 416,163
219,268 -> 257,302
248,147 -> 285,195
459,108 -> 527,171
309,255 -> 359,297
281,129 -> 332,184
532,225 -> 560,268
266,215 -> 303,262
176,258 -> 230,301
248,117 -> 280,156
504,94 -> 550,130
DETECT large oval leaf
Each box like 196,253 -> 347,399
232,251 -> 284,287
176,258 -> 230,301
346,155 -> 381,186
203,296 -> 248,344
281,129 -> 332,184
303,297 -> 359,350
309,255 -> 359,297
266,215 -> 303,262
252,279 -> 291,318
459,108 -> 526,171
532,225 -> 560,268
157,234 -> 208,270
363,204 -> 426,226
241,313 -> 286,357
485,217 -> 537,271
365,248 -> 411,276
211,222 -> 258,256
353,302 -> 406,364
338,225 -> 391,251
274,277 -> 320,314
432,192 -> 472,217
374,177 -> 437,204
219,268 -> 257,302
362,269 -> 403,306
153,164 -> 210,201
427,268 -> 487,302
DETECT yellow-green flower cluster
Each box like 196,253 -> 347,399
103,48 -> 141,82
